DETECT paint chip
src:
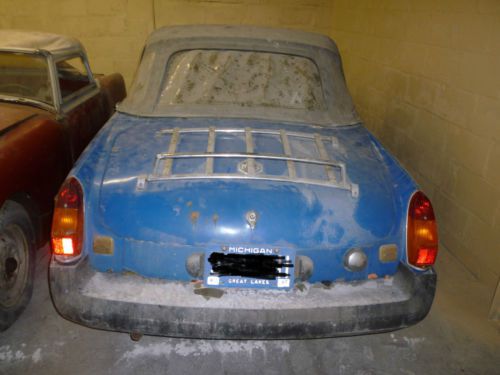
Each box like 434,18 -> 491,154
190,211 -> 200,224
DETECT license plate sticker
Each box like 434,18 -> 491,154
203,246 -> 295,289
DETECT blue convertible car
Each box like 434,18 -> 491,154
49,26 -> 438,339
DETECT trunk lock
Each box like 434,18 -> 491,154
238,160 -> 263,175
245,210 -> 258,230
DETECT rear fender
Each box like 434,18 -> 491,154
96,74 -> 126,118
69,118 -> 127,261
365,131 -> 418,266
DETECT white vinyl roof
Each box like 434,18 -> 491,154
0,30 -> 83,54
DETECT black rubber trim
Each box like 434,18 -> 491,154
49,258 -> 436,339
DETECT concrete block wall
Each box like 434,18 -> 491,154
0,0 -> 154,86
330,0 -> 500,297
153,0 -> 333,35
0,0 -> 333,85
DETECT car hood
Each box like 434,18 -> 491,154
95,117 -> 405,251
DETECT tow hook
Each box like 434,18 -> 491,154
130,331 -> 143,341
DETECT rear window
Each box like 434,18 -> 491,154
157,50 -> 325,111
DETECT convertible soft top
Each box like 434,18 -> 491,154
0,30 -> 83,55
146,25 -> 340,52
119,25 -> 360,126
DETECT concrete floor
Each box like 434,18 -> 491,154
1,246 -> 498,375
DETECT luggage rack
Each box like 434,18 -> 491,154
144,127 -> 359,198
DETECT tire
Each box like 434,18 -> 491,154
0,201 -> 36,332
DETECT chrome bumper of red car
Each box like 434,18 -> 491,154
49,257 -> 436,339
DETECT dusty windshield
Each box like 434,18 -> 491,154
158,50 -> 325,111
0,52 -> 53,105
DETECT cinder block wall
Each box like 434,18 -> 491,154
0,0 -> 154,86
330,0 -> 500,297
0,0 -> 333,85
153,0 -> 332,34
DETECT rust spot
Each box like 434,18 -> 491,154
212,213 -> 219,225
295,283 -> 306,292
130,331 -> 143,341
194,288 -> 225,300
368,273 -> 378,280
321,280 -> 333,288
191,280 -> 203,288
186,201 -> 193,207
190,211 -> 200,225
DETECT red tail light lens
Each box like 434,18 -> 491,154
51,178 -> 84,258
407,191 -> 438,268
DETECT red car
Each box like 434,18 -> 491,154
0,30 -> 126,331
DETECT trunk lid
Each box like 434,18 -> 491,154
95,117 -> 404,281
0,102 -> 46,135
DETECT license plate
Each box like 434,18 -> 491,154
203,245 -> 295,289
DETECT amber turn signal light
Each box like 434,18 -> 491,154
51,177 -> 84,257
407,191 -> 438,268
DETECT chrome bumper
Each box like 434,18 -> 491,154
49,257 -> 436,339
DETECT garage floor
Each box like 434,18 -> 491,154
1,246 -> 498,375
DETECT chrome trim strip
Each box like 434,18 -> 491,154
315,133 -> 337,183
206,126 -> 216,174
158,128 -> 325,139
46,53 -> 62,112
0,95 -> 56,113
162,127 -> 180,176
280,129 -> 296,179
245,127 -> 255,175
156,152 -> 343,167
147,174 -> 352,191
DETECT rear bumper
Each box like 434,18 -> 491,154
49,257 -> 436,339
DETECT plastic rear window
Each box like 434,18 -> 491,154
157,50 -> 325,111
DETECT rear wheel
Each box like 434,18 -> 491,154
0,201 -> 36,331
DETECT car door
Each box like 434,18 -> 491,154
55,54 -> 107,161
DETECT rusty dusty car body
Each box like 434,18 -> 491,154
49,26 -> 438,339
0,30 -> 126,331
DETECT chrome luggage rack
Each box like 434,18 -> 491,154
144,127 -> 359,198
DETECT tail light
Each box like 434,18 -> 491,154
407,191 -> 438,268
51,177 -> 84,259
